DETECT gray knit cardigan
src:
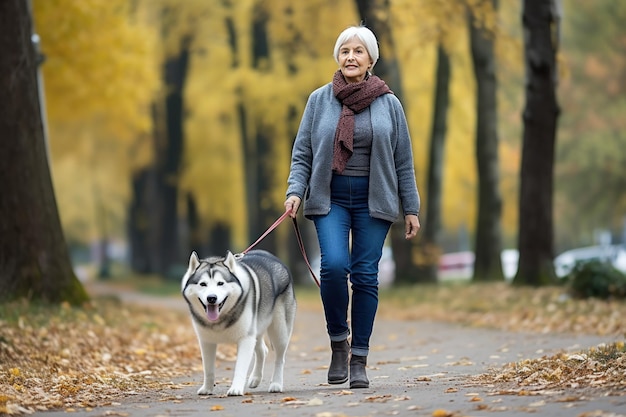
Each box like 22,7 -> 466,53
286,82 -> 420,223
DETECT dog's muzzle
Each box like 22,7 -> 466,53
201,295 -> 227,322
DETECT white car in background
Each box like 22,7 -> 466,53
553,245 -> 626,278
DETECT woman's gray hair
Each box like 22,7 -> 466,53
333,26 -> 379,69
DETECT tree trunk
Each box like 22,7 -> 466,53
237,100 -> 258,247
185,192 -> 203,254
128,168 -> 154,273
253,129 -> 279,253
240,5 -> 280,254
514,0 -> 561,286
128,31 -> 191,278
0,0 -> 88,305
158,37 -> 190,277
415,44 -> 450,283
355,0 -> 420,284
469,0 -> 505,282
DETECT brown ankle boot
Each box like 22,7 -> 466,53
349,354 -> 369,389
328,340 -> 350,384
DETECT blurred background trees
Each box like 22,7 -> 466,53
3,0 -> 624,293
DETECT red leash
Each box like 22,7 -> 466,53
241,208 -> 320,287
290,215 -> 321,287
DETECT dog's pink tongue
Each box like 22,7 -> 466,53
206,304 -> 220,321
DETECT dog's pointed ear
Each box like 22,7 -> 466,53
224,250 -> 238,272
189,251 -> 200,271
182,251 -> 201,290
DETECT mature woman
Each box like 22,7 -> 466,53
285,25 -> 420,389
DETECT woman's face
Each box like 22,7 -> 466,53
338,37 -> 372,83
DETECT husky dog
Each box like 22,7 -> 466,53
182,249 -> 297,396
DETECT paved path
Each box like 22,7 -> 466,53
36,284 -> 625,417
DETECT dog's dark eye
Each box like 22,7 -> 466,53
217,282 -> 224,286
199,282 -> 207,287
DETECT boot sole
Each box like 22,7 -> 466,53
328,376 -> 349,384
350,380 -> 369,389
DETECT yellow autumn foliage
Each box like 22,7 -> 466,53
33,0 -> 526,251
33,0 -> 158,139
33,0 -> 159,242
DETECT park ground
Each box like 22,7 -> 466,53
1,280 -> 625,416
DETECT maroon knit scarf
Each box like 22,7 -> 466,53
332,69 -> 392,173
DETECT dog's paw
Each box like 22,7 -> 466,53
197,385 -> 214,395
226,385 -> 245,396
247,376 -> 261,389
268,382 -> 283,393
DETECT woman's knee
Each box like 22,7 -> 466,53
350,274 -> 379,292
321,253 -> 349,280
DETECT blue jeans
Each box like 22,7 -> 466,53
312,174 -> 392,357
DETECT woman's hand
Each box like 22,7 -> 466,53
404,214 -> 420,240
284,196 -> 302,218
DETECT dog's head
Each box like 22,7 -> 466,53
182,251 -> 244,323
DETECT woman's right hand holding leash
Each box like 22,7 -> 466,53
284,196 -> 301,218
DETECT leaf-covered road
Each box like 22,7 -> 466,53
1,282 -> 624,416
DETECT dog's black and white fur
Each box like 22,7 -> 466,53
182,249 -> 296,396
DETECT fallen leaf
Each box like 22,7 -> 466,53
393,396 -> 410,401
555,396 -> 582,402
364,395 -> 392,403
